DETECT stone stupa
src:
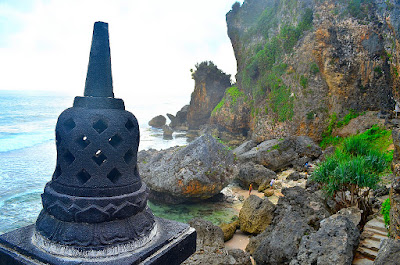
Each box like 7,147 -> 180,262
0,21 -> 196,265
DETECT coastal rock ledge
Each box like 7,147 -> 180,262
138,134 -> 234,204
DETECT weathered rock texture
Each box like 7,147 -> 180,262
239,195 -> 276,234
138,134 -> 234,204
290,212 -> 360,265
187,61 -> 231,130
183,218 -> 252,265
167,105 -> 189,131
374,238 -> 400,265
238,136 -> 321,171
390,128 -> 400,238
214,0 -> 400,142
235,162 -> 276,189
249,187 -> 330,265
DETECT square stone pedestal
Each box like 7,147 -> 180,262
0,217 -> 196,265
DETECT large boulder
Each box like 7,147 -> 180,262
183,218 -> 252,265
250,187 -> 331,264
290,214 -> 360,265
374,238 -> 400,265
220,220 -> 239,241
238,136 -> 321,172
138,134 -> 234,204
187,61 -> 231,129
232,140 -> 258,156
235,162 -> 276,189
239,195 -> 275,234
148,115 -> 166,128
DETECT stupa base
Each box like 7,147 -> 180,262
0,217 -> 196,265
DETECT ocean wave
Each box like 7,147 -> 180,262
0,131 -> 54,152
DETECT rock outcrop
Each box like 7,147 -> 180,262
167,105 -> 189,131
213,0 -> 399,142
290,210 -> 360,265
148,115 -> 166,128
186,61 -> 231,130
238,136 -> 321,171
183,218 -> 252,265
249,187 -> 331,264
239,195 -> 275,234
138,134 -> 234,204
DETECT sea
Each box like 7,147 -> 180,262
0,90 -> 237,234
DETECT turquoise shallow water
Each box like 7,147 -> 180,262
0,90 -> 236,234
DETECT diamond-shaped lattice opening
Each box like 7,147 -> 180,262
76,135 -> 91,150
76,169 -> 91,185
92,150 -> 107,166
125,119 -> 135,132
63,118 -> 76,132
107,168 -> 122,184
63,150 -> 75,165
93,119 -> 108,134
124,149 -> 134,164
53,165 -> 62,179
108,134 -> 123,148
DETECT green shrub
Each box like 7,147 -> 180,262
300,75 -> 308,89
381,198 -> 391,229
310,63 -> 320,74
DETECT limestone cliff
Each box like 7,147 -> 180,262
187,61 -> 231,130
212,0 -> 400,142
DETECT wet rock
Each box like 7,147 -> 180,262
148,115 -> 166,128
138,134 -> 234,204
183,218 -> 251,265
162,124 -> 173,140
374,238 -> 400,265
235,162 -> 276,189
290,213 -> 360,265
220,220 -> 239,242
239,195 -> 275,234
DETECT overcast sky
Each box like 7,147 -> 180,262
0,0 -> 242,109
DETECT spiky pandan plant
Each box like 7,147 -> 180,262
312,128 -> 390,219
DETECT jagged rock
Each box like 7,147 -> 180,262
374,238 -> 400,265
148,115 -> 166,128
220,220 -> 239,242
187,62 -> 231,130
162,124 -> 173,139
183,218 -> 252,265
239,195 -> 275,234
235,162 -> 276,189
138,134 -> 234,204
290,214 -> 360,265
232,140 -> 257,156
251,187 -> 331,264
238,136 -> 320,172
337,207 -> 362,227
168,105 -> 189,130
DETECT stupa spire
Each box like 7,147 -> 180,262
84,21 -> 114,98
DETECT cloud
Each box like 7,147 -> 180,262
0,0 -> 241,112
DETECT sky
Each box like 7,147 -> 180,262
0,0 -> 242,113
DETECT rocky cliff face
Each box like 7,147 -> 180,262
212,0 -> 400,142
187,61 -> 231,130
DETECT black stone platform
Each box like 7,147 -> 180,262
0,217 -> 196,265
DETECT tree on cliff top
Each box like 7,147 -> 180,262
191,61 -> 231,86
